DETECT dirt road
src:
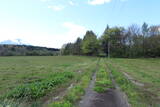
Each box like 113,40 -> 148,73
79,87 -> 129,107
78,60 -> 130,107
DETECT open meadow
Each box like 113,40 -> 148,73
0,56 -> 98,106
0,56 -> 160,107
106,58 -> 160,106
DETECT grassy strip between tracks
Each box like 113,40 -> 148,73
94,60 -> 113,93
107,61 -> 151,107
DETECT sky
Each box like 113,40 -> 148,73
0,0 -> 160,48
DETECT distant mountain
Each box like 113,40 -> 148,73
0,44 -> 60,56
0,40 -> 17,45
0,39 -> 29,45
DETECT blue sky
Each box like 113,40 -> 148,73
0,0 -> 160,48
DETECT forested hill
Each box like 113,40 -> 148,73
0,45 -> 60,56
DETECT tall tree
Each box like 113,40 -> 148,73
61,43 -> 74,55
142,22 -> 149,56
82,31 -> 99,56
73,37 -> 82,55
126,24 -> 141,57
107,27 -> 125,57
100,25 -> 110,56
142,22 -> 149,36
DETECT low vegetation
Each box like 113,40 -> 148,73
50,60 -> 97,107
0,45 -> 59,56
94,59 -> 113,93
5,72 -> 74,100
106,58 -> 160,106
0,56 -> 97,106
0,56 -> 159,107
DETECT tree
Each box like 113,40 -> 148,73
107,27 -> 126,57
61,22 -> 160,58
149,25 -> 160,36
125,24 -> 142,57
142,22 -> 149,56
82,31 -> 99,56
73,38 -> 82,55
142,22 -> 149,36
61,43 -> 74,55
99,25 -> 110,56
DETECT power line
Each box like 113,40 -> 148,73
118,0 -> 126,16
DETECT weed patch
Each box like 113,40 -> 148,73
94,63 -> 113,93
4,72 -> 74,100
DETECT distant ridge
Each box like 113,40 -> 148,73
0,39 -> 30,45
0,44 -> 60,56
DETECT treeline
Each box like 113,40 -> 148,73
61,23 -> 160,58
0,45 -> 60,56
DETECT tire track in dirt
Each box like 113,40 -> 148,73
107,61 -> 145,87
42,83 -> 74,107
107,61 -> 160,105
123,72 -> 144,87
106,61 -> 130,107
78,59 -> 130,107
78,59 -> 100,107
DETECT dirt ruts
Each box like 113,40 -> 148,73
78,59 -> 130,107
78,71 -> 97,107
78,59 -> 99,107
107,63 -> 130,107
91,89 -> 130,107
41,83 -> 74,107
123,72 -> 144,87
107,62 -> 144,87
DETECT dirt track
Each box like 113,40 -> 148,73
92,89 -> 130,107
78,60 -> 130,107
79,88 -> 130,107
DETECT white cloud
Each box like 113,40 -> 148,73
0,22 -> 87,48
120,0 -> 128,2
88,0 -> 112,5
40,0 -> 50,2
48,5 -> 65,11
69,1 -> 75,6
62,22 -> 87,43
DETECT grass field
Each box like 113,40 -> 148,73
0,56 -> 97,106
0,56 -> 160,107
106,58 -> 160,106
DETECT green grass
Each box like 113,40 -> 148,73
94,59 -> 113,93
5,72 -> 74,100
49,101 -> 73,107
106,58 -> 160,106
1,56 -> 159,107
50,59 -> 97,107
0,56 -> 97,106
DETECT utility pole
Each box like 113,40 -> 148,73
108,41 -> 110,58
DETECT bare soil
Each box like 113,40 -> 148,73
91,89 -> 129,107
78,71 -> 97,107
78,62 -> 130,107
